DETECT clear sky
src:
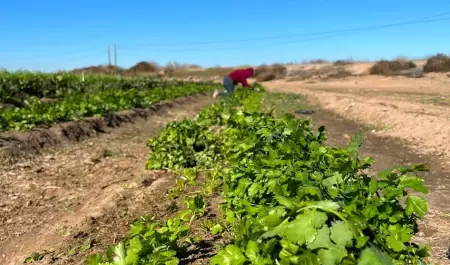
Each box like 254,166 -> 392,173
1,0 -> 450,71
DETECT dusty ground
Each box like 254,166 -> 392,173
0,94 -> 219,265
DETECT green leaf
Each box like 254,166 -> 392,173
405,195 -> 428,217
330,221 -> 353,248
210,224 -> 224,235
260,218 -> 290,239
306,210 -> 328,229
80,238 -> 93,252
245,241 -> 259,262
283,127 -> 293,135
385,235 -> 406,252
348,132 -> 365,160
275,196 -> 296,210
398,176 -> 429,194
298,252 -> 321,265
369,178 -> 378,195
355,236 -> 369,249
318,246 -> 348,265
358,246 -> 393,265
68,246 -> 78,256
211,245 -> 247,265
307,225 -> 333,250
278,213 -> 321,246
110,243 -> 127,265
315,200 -> 340,212
24,252 -> 45,264
84,254 -> 104,265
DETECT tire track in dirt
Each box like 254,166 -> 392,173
0,94 -> 215,265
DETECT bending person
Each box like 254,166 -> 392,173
213,67 -> 255,97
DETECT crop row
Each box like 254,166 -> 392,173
0,81 -> 218,132
84,87 -> 430,265
0,70 -> 213,103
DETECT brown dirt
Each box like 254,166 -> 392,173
0,94 -> 217,265
0,93 -> 209,166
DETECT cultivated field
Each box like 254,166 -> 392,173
1,57 -> 450,265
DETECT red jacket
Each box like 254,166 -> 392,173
228,68 -> 254,87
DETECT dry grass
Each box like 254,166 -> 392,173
333,59 -> 354,66
126,61 -> 160,76
302,59 -> 329,64
287,66 -> 353,81
167,66 -> 234,78
254,63 -> 287,81
71,65 -> 126,75
423,53 -> 450,73
369,59 -> 417,75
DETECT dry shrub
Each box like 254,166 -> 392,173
71,65 -> 125,75
369,59 -> 417,75
254,64 -> 269,76
271,63 -> 287,75
423,53 -> 450,73
326,68 -> 353,79
254,63 -> 287,81
287,65 -> 354,81
164,64 -> 176,77
256,72 -> 277,82
127,61 -> 160,75
201,67 -> 234,77
303,59 -> 329,64
333,60 -> 353,66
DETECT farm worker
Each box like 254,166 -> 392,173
213,68 -> 256,98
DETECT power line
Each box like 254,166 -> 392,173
120,11 -> 450,49
120,15 -> 450,52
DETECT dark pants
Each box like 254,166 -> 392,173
219,76 -> 234,97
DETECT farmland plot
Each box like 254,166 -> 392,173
0,80 -> 447,264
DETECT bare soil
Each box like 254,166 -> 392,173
0,94 -> 217,265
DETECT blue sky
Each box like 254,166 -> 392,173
1,0 -> 450,71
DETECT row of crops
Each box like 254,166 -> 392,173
0,71 -> 219,132
85,87 -> 430,264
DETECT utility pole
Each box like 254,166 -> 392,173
108,45 -> 111,66
108,45 -> 111,74
114,44 -> 117,75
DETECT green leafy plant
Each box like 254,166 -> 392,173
82,87 -> 430,265
85,195 -> 207,265
0,73 -> 218,132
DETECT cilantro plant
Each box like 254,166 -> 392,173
83,86 -> 430,265
85,195 -> 207,265
0,81 -> 217,132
